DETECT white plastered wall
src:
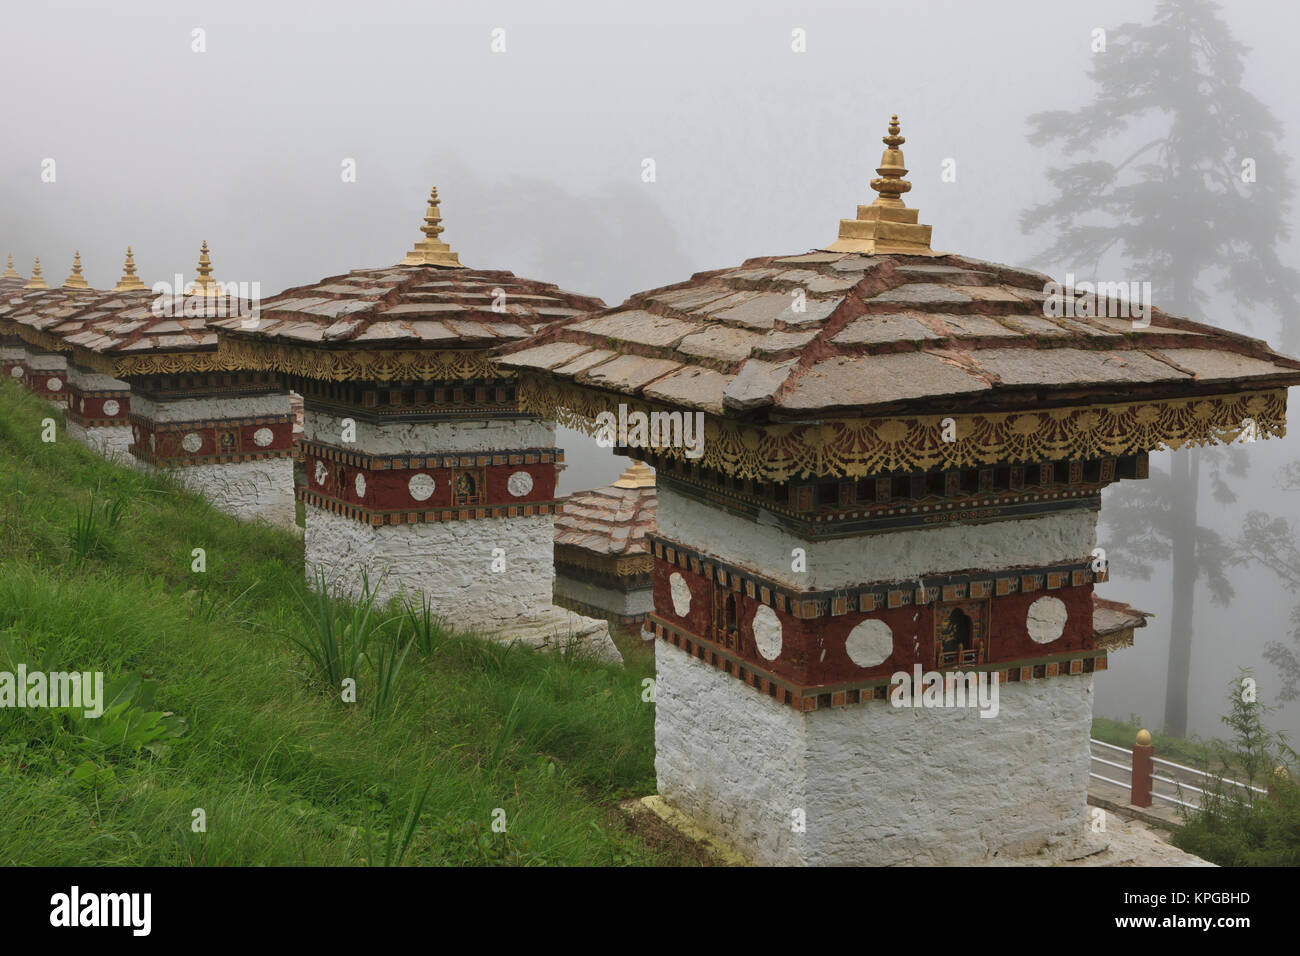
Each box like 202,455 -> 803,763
304,506 -> 620,663
655,643 -> 1095,866
304,409 -> 553,455
66,421 -> 134,462
656,484 -> 1099,588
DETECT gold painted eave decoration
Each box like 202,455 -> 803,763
15,325 -> 71,354
71,346 -> 233,378
399,185 -> 463,268
517,373 -> 1288,480
217,334 -> 506,382
827,114 -> 938,256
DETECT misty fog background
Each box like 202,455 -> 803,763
2,0 -> 1298,742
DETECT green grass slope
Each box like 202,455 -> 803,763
0,381 -> 692,866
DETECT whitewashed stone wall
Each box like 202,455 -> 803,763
304,409 -> 552,455
305,507 -> 620,662
66,421 -> 134,462
22,351 -> 66,372
65,364 -> 129,394
2,345 -> 25,367
657,484 -> 1099,587
655,643 -> 1094,865
153,457 -> 296,528
130,392 -> 288,422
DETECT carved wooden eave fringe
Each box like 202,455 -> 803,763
516,373 -> 1288,480
217,335 -> 507,383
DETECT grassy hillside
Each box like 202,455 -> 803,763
0,381 -> 696,866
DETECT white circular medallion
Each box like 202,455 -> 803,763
181,432 -> 203,453
102,399 -> 120,417
752,605 -> 783,661
354,473 -> 366,498
314,460 -> 328,485
1027,596 -> 1068,644
253,426 -> 273,447
408,473 -> 436,502
507,471 -> 534,497
47,378 -> 62,392
8,366 -> 21,378
845,619 -> 894,668
668,572 -> 692,617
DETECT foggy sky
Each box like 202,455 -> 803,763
3,0 -> 1299,742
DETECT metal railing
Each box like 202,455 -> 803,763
1088,735 -> 1269,814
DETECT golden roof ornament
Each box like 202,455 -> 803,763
186,240 -> 221,297
399,185 -> 463,267
2,253 -> 20,279
113,246 -> 147,292
827,114 -> 937,256
62,250 -> 91,290
612,460 -> 656,489
24,257 -> 48,289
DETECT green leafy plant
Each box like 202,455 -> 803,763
292,569 -> 386,690
370,624 -> 414,721
67,673 -> 188,758
404,593 -> 451,655
362,771 -> 435,867
69,502 -> 104,563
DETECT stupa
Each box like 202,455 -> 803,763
0,255 -> 30,377
4,252 -> 100,405
210,186 -> 621,662
58,250 -> 156,457
553,461 -> 658,631
61,243 -> 296,525
500,116 -> 1300,864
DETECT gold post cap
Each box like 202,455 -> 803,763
826,114 -> 937,256
399,185 -> 463,267
24,257 -> 48,289
62,250 -> 91,290
1136,729 -> 1152,746
113,246 -> 148,292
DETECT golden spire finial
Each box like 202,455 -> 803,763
113,246 -> 147,292
399,185 -> 463,267
24,256 -> 48,290
63,250 -> 91,290
2,253 -> 20,279
870,114 -> 911,208
612,460 -> 656,489
186,240 -> 221,296
826,113 -> 936,256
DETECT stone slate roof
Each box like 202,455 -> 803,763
0,286 -> 234,358
61,292 -> 221,356
209,265 -> 605,351
500,251 -> 1300,421
1,289 -> 146,347
1093,595 -> 1151,652
554,465 -> 657,558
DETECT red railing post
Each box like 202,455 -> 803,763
1131,729 -> 1153,808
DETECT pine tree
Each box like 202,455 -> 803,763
1021,0 -> 1300,736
